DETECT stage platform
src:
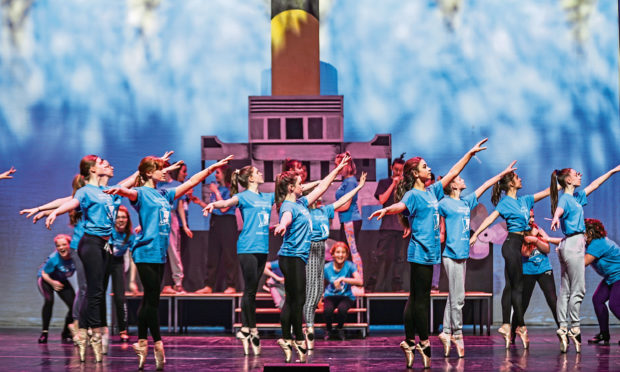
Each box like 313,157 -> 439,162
1,327 -> 619,371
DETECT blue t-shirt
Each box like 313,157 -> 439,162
401,182 -> 444,265
236,190 -> 275,255
130,187 -> 176,264
74,184 -> 122,237
324,260 -> 357,300
210,185 -> 237,216
38,251 -> 75,282
335,176 -> 361,223
110,229 -> 135,257
495,195 -> 535,232
586,238 -> 620,285
309,205 -> 335,242
70,218 -> 85,250
278,197 -> 312,263
439,193 -> 478,259
522,248 -> 552,275
557,190 -> 587,235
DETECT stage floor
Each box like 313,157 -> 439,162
0,327 -> 619,371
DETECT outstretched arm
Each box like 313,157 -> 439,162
305,154 -> 351,206
45,198 -> 80,229
469,210 -> 500,245
20,195 -> 72,218
103,186 -> 138,202
175,156 -> 233,199
274,211 -> 293,236
533,187 -> 550,203
332,172 -> 367,211
0,166 -> 16,180
584,164 -> 620,196
474,161 -> 517,199
368,201 -> 407,221
202,196 -> 239,216
301,180 -> 321,192
440,138 -> 488,189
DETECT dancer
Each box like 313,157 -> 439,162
273,154 -> 351,363
203,165 -> 273,356
323,241 -> 363,341
334,152 -> 362,244
104,154 -> 232,370
196,165 -> 238,294
37,234 -> 76,344
304,171 -> 367,349
470,167 -> 550,350
583,219 -> 620,346
369,139 -> 487,369
550,165 -> 620,352
437,161 -> 517,358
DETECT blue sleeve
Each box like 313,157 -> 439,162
464,193 -> 478,210
236,192 -> 247,208
325,204 -> 335,219
575,190 -> 588,207
299,196 -> 309,208
557,194 -> 568,211
524,194 -> 535,210
586,240 -> 605,258
166,188 -> 177,205
269,192 -> 275,205
279,202 -> 295,219
131,188 -> 142,208
402,190 -> 416,215
74,188 -> 86,204
347,260 -> 358,274
495,199 -> 506,218
430,181 -> 444,201
42,255 -> 57,275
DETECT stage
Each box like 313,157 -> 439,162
1,327 -> 619,371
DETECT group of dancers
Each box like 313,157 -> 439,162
8,136 -> 620,369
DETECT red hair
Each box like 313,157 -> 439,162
330,241 -> 350,258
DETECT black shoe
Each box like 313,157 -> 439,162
588,333 -> 610,345
38,332 -> 48,344
61,330 -> 73,344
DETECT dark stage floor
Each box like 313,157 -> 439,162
1,327 -> 619,371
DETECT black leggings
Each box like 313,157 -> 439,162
323,295 -> 353,331
238,253 -> 267,328
512,270 -> 559,332
107,256 -> 128,332
136,263 -> 165,341
38,277 -> 75,332
279,255 -> 306,340
501,233 -> 525,326
204,215 -> 238,288
78,233 -> 111,328
404,262 -> 433,341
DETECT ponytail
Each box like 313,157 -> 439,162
231,166 -> 253,195
550,168 -> 571,215
135,156 -> 165,187
275,171 -> 297,212
69,174 -> 85,225
491,172 -> 516,206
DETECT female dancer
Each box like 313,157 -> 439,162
304,171 -> 367,349
550,164 -> 620,352
583,218 -> 620,345
203,165 -> 273,356
108,205 -> 135,342
334,152 -> 362,244
196,165 -> 238,294
323,241 -> 363,340
37,234 -> 76,344
470,168 -> 550,350
437,161 -> 516,358
273,154 -> 351,363
105,155 -> 231,369
369,139 -> 487,369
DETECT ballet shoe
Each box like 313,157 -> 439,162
119,330 -> 130,343
293,340 -> 308,363
90,333 -> 103,363
154,340 -> 166,370
438,332 -> 451,357
568,328 -> 581,353
399,340 -> 415,368
277,339 -> 293,363
133,339 -> 148,370
516,326 -> 530,349
250,333 -> 261,355
416,341 -> 431,369
236,330 -> 251,355
305,326 -> 315,350
76,329 -> 88,362
38,331 -> 48,344
451,334 -> 465,358
557,327 -> 569,353
498,324 -> 511,349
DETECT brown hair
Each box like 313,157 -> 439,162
585,218 -> 607,241
73,155 -> 98,196
394,157 -> 423,228
550,168 -> 572,215
115,205 -> 133,243
69,174 -> 84,225
231,166 -> 254,195
167,162 -> 186,182
330,241 -> 351,258
275,171 -> 298,212
135,156 -> 165,187
491,172 -> 517,206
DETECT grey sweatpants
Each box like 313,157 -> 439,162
167,213 -> 184,287
442,257 -> 467,335
303,241 -> 325,327
556,234 -> 586,328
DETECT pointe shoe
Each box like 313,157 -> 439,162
154,340 -> 166,370
101,330 -> 109,355
416,342 -> 432,369
250,333 -> 261,355
568,328 -> 582,353
305,327 -> 315,350
498,324 -> 511,349
76,329 -> 88,362
90,333 -> 104,363
588,332 -> 610,345
119,330 -> 130,343
293,340 -> 308,363
438,332 -> 451,357
557,328 -> 569,353
236,330 -> 251,355
451,334 -> 465,358
277,339 -> 293,363
399,340 -> 415,368
133,340 -> 148,370
38,331 -> 48,344
516,326 -> 530,349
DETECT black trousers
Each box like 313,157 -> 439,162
501,233 -> 525,326
78,233 -> 111,328
404,262 -> 433,341
279,255 -> 306,340
204,215 -> 238,289
323,295 -> 354,331
136,263 -> 165,341
106,256 -> 128,332
37,277 -> 75,332
367,230 -> 408,292
238,253 -> 267,328
512,270 -> 559,332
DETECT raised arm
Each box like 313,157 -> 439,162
440,138 -> 488,189
103,186 -> 138,202
474,161 -> 517,199
332,172 -> 367,211
305,154 -> 351,206
584,164 -> 620,196
202,196 -> 239,216
20,195 -> 72,218
368,201 -> 407,221
301,180 -> 321,192
533,187 -> 550,203
45,199 -> 81,229
175,156 -> 233,199
274,211 -> 293,236
0,166 -> 16,180
469,210 -> 500,245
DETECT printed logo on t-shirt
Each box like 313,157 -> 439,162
461,216 -> 470,236
160,209 -> 170,227
520,206 -> 529,222
257,211 -> 270,228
